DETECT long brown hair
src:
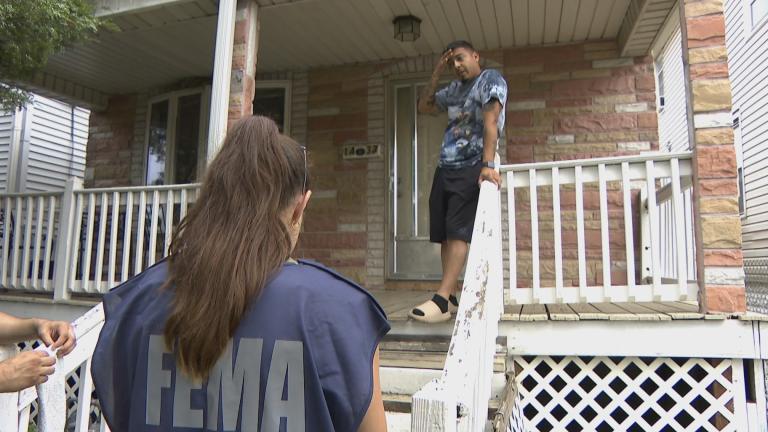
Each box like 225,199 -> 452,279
163,116 -> 308,379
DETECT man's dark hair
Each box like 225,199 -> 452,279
445,40 -> 475,53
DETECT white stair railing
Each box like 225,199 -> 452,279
412,179 -> 505,432
502,151 -> 695,305
0,303 -> 107,432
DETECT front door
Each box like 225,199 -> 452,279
390,80 -> 448,279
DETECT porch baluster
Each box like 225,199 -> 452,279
575,165 -> 587,301
147,190 -> 160,267
42,195 -> 56,291
1,197 -> 12,287
598,163 -> 611,299
180,188 -> 189,220
31,196 -> 45,291
529,169 -> 540,303
506,170 -> 516,305
107,191 -> 120,290
670,157 -> 688,300
82,194 -> 96,293
552,167 -> 563,302
645,160 -> 662,300
121,192 -> 133,282
134,191 -> 147,276
164,189 -> 174,256
20,197 -> 33,290
621,162 -> 637,301
67,194 -> 84,293
10,198 -> 22,289
94,193 -> 108,293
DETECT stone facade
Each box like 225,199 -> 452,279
292,65 -> 377,284
681,0 -> 745,313
503,44 -> 658,164
85,95 -> 137,188
228,0 -> 258,125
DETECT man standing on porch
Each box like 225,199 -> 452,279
409,41 -> 507,323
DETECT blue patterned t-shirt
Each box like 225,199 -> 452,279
434,69 -> 508,168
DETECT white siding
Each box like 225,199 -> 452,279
19,95 -> 89,192
655,27 -> 690,153
0,112 -> 14,192
725,0 -> 768,259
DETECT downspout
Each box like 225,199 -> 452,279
6,107 -> 24,193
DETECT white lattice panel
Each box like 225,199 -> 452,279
764,360 -> 768,421
745,259 -> 768,314
513,355 -> 742,431
17,341 -> 101,429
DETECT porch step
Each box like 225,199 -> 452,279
379,334 -> 509,429
383,392 -> 502,414
379,334 -> 507,372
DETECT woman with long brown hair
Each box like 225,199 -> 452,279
92,116 -> 390,431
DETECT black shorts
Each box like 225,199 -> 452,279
429,163 -> 482,243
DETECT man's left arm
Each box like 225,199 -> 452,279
480,100 -> 502,187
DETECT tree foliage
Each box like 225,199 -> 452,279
0,0 -> 103,111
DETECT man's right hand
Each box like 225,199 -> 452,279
420,50 -> 454,114
0,350 -> 56,392
434,49 -> 453,76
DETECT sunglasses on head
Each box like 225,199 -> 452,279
299,144 -> 307,193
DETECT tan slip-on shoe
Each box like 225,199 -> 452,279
409,295 -> 452,323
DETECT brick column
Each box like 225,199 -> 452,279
228,0 -> 259,126
680,0 -> 745,313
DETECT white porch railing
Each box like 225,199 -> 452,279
0,191 -> 64,292
503,151 -> 696,305
0,153 -> 694,305
0,179 -> 199,298
64,182 -> 199,296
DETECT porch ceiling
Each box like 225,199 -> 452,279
34,0 -> 653,103
257,0 -> 634,71
40,0 -> 218,95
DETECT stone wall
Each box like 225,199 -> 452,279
500,42 -> 658,288
682,0 -> 745,312
85,95 -> 137,188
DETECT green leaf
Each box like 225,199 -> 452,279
0,0 -> 105,109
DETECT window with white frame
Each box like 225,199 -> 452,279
733,109 -> 746,215
253,81 -> 291,134
145,87 -> 210,185
655,64 -> 666,112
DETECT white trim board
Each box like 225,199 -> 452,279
504,320 -> 764,359
391,319 -> 766,360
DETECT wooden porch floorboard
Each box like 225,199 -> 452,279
368,289 -> 768,323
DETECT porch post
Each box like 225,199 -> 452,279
227,0 -> 259,123
206,0 -> 259,162
679,0 -> 745,313
206,0 -> 237,161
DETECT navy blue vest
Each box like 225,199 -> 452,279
91,259 -> 390,431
